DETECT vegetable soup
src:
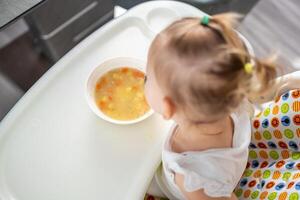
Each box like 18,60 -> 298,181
94,67 -> 150,121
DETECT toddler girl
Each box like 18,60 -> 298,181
144,13 -> 277,200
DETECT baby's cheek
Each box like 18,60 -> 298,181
144,83 -> 161,114
144,84 -> 155,109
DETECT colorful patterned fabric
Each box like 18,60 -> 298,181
235,89 -> 300,200
146,89 -> 300,200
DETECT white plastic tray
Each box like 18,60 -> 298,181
0,2 -> 205,200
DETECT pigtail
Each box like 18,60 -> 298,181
247,56 -> 277,102
208,13 -> 278,104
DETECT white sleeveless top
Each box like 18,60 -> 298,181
155,104 -> 251,200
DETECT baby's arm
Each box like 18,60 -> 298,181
249,71 -> 300,104
175,173 -> 237,200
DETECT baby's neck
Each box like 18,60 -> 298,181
171,114 -> 234,153
177,115 -> 232,136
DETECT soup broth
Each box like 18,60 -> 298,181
94,67 -> 150,121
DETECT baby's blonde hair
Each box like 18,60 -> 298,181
148,13 -> 277,122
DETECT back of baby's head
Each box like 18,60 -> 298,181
148,13 -> 277,121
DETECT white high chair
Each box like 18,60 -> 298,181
1,1 -> 298,200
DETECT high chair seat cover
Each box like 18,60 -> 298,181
235,89 -> 300,200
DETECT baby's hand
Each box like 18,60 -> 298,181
250,71 -> 300,104
276,76 -> 300,96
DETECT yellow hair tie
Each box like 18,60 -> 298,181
244,63 -> 254,74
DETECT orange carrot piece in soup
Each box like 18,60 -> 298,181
96,83 -> 102,90
121,67 -> 129,73
98,100 -> 107,109
133,71 -> 145,78
96,77 -> 107,90
133,71 -> 144,78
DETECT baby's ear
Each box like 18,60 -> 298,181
162,97 -> 176,120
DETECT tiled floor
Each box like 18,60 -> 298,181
0,32 -> 51,91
